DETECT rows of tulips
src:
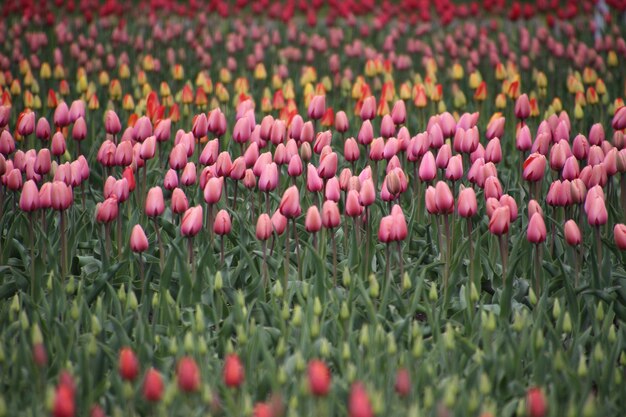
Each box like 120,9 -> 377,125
2,2 -> 626,417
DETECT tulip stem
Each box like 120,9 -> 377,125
262,241 -> 268,288
293,219 -> 301,280
621,174 -> 626,222
284,221 -> 289,294
60,210 -> 67,279
397,241 -> 403,279
364,207 -> 370,276
498,234 -> 508,283
595,226 -> 602,278
385,243 -> 391,284
29,212 -> 36,301
104,223 -> 111,265
138,253 -> 145,302
534,243 -> 543,295
220,236 -> 225,265
117,209 -> 122,258
332,229 -> 338,286
152,218 -> 164,271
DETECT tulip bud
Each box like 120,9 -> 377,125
368,274 -> 379,298
429,282 -> 438,301
578,354 -> 588,377
562,312 -> 572,333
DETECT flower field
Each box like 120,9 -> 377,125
2,0 -> 626,416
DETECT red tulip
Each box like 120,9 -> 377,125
307,360 -> 331,396
526,387 -> 547,417
394,368 -> 411,397
143,368 -> 164,402
223,354 -> 245,388
118,347 -> 139,381
348,382 -> 373,417
177,356 -> 201,393
53,384 -> 75,417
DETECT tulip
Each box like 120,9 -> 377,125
458,187 -> 477,218
256,213 -> 272,283
526,387 -> 547,417
308,360 -> 331,396
360,96 -> 376,121
143,368 -> 164,403
394,369 -> 411,397
335,111 -> 349,133
279,186 -> 301,219
223,354 -> 245,388
177,357 -> 201,393
105,110 -> 122,136
118,347 -> 139,381
53,384 -> 75,417
308,95 -> 326,120
306,206 -> 322,235
323,200 -> 341,284
36,117 -> 51,141
515,93 -> 531,121
181,206 -> 203,237
348,382 -> 373,417
130,224 -> 149,253
614,224 -> 626,250
527,213 -> 547,244
391,100 -> 406,125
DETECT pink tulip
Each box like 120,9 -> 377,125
486,116 -> 505,140
233,116 -> 251,144
380,115 -> 395,139
105,110 -> 122,135
169,144 -> 188,170
279,186 -> 301,218
457,187 -> 477,218
256,214 -> 272,241
322,200 -> 340,229
435,144 -> 451,169
308,95 -> 326,120
145,187 -> 165,217
445,154 -> 463,181
586,196 -> 608,226
318,152 -> 338,179
614,224 -> 626,250
516,125 -> 532,152
54,102 -> 70,128
36,117 -> 51,141
357,120 -> 374,145
564,220 -> 582,246
335,111 -> 349,133
434,181 -> 454,214
485,138 -> 502,164
345,190 -> 363,217
96,197 -> 118,223
527,213 -> 547,244
19,180 -> 39,212
611,105 -> 626,130
130,225 -> 149,252
305,206 -> 322,233
418,151 -> 437,182
72,117 -> 87,141
271,210 -> 288,235
171,188 -> 189,214
523,153 -> 546,182
391,100 -> 406,125
213,210 -> 231,235
181,206 -> 203,237
360,96 -> 376,121
514,94 -> 530,120
489,206 -> 510,235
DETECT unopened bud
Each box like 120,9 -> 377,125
429,282 -> 438,302
214,271 -> 223,290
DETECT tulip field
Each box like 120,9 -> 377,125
3,0 -> 626,416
